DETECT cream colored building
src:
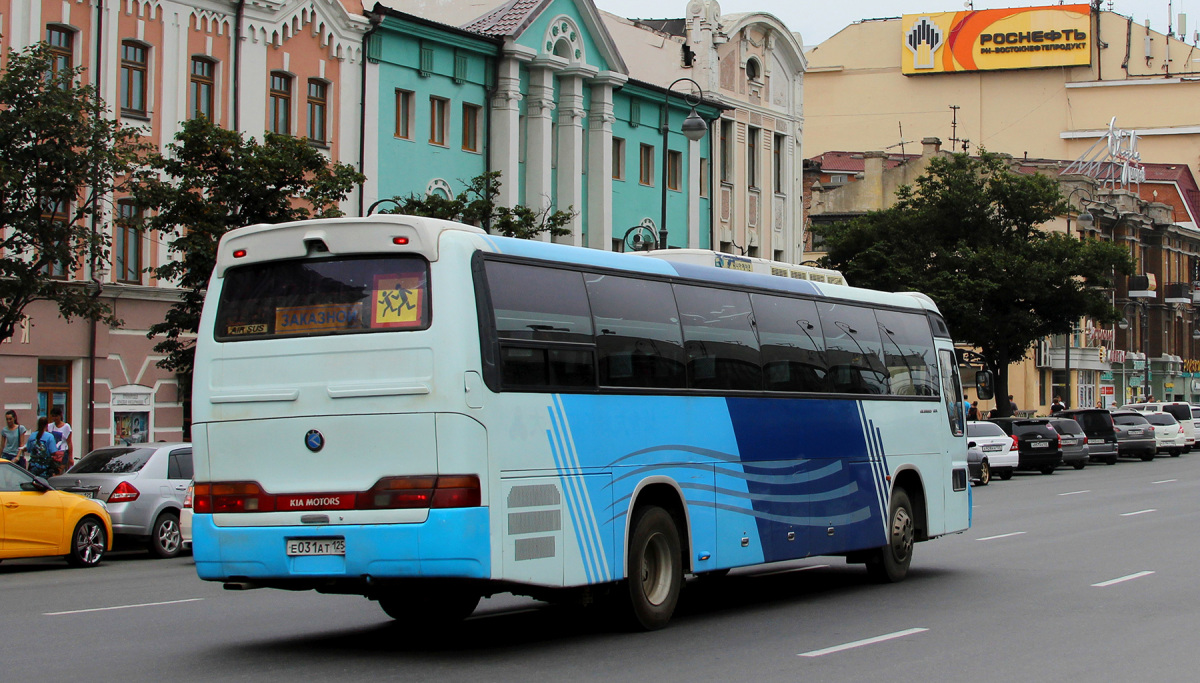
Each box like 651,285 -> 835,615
804,9 -> 1200,181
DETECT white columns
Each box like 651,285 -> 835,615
688,136 -> 702,248
489,44 -> 533,208
524,56 -> 565,239
586,71 -> 626,251
555,67 -> 595,246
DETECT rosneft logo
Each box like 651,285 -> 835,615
905,17 -> 943,70
304,430 -> 324,453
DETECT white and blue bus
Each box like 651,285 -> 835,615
191,215 -> 974,630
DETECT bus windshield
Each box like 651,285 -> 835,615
214,256 -> 430,341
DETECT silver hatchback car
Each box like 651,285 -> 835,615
50,443 -> 192,558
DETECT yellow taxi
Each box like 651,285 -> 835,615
1,459 -> 113,567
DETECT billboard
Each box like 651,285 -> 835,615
902,5 -> 1091,75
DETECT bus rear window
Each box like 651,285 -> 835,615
215,256 -> 430,341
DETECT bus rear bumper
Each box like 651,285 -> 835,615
192,508 -> 491,582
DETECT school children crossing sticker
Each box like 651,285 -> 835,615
372,274 -> 425,328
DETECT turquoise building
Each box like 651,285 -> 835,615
365,0 -> 723,250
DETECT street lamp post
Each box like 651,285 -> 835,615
1119,298 -> 1151,402
660,78 -> 709,251
1062,188 -> 1094,409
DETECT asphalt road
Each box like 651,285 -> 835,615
4,454 -> 1200,682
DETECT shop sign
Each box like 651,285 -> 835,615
1129,377 -> 1143,387
1133,360 -> 1145,370
1100,372 -> 1113,381
1165,382 -> 1175,389
902,5 -> 1092,75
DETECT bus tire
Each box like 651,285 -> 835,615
621,505 -> 683,631
866,489 -> 914,584
378,590 -> 480,626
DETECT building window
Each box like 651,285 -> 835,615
773,133 -> 785,195
720,120 -> 733,183
39,202 -> 68,279
700,158 -> 709,197
746,57 -> 761,82
307,79 -> 328,143
747,127 -> 760,189
46,26 -> 73,76
462,103 -> 481,152
395,90 -> 413,139
190,57 -> 215,120
667,150 -> 682,192
37,361 -> 71,424
639,143 -> 655,186
120,41 -> 148,116
612,138 -> 626,180
269,72 -> 292,134
115,201 -> 143,284
429,96 -> 448,146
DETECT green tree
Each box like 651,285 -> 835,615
815,151 -> 1134,416
0,44 -> 146,342
379,171 -> 573,239
128,117 -> 364,385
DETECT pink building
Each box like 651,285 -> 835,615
0,0 -> 369,450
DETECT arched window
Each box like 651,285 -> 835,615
121,40 -> 149,116
745,57 -> 761,82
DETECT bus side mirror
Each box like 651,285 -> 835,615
975,370 -> 995,401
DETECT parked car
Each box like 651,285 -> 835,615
966,443 -> 989,485
1056,409 -> 1119,465
987,418 -> 1063,474
1048,417 -> 1090,469
1109,411 -> 1157,461
180,482 -> 193,551
967,420 -> 1019,481
50,443 -> 192,558
1142,412 -> 1185,456
0,458 -> 113,567
1123,402 -> 1195,452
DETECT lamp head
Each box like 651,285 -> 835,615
681,109 -> 708,142
1076,210 -> 1094,230
1118,318 -> 1130,330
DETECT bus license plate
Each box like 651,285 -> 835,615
286,538 -> 345,556
1030,441 -> 1049,448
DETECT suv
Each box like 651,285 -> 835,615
50,443 -> 193,558
1109,411 -> 1156,461
988,418 -> 1063,475
967,420 -> 1019,481
1142,412 -> 1185,456
1048,417 -> 1089,469
1123,402 -> 1195,452
1057,409 -> 1118,465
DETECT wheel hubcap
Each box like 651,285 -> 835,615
158,520 -> 180,554
640,531 -> 672,606
890,507 -> 914,562
77,523 -> 103,564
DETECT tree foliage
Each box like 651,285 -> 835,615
129,117 -> 364,378
815,151 -> 1134,415
0,44 -> 147,342
379,171 -> 573,239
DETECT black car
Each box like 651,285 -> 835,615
1048,417 -> 1089,470
1057,409 -> 1118,465
1110,411 -> 1157,461
987,418 -> 1063,474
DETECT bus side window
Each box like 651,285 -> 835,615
938,349 -> 964,436
751,293 -> 829,393
673,284 -> 761,391
817,303 -> 888,395
584,274 -> 685,389
875,309 -> 939,397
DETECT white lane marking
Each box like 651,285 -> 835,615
1092,571 -> 1155,588
45,597 -> 204,616
1120,509 -> 1156,517
799,628 -> 928,657
976,531 -> 1026,541
1058,490 -> 1090,496
1151,479 -> 1177,484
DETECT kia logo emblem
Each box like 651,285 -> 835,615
304,430 -> 324,452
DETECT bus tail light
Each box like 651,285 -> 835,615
359,476 -> 437,509
432,475 -> 482,508
108,481 -> 140,503
194,476 -> 482,513
195,482 -> 276,514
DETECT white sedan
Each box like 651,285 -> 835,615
180,482 -> 193,550
1143,413 -> 1185,456
967,420 -> 1020,482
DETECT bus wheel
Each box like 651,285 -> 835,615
379,590 -> 480,626
622,505 -> 683,630
866,489 -> 914,584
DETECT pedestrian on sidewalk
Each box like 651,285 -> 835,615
49,407 -> 73,474
1,410 -> 29,468
25,417 -> 58,479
